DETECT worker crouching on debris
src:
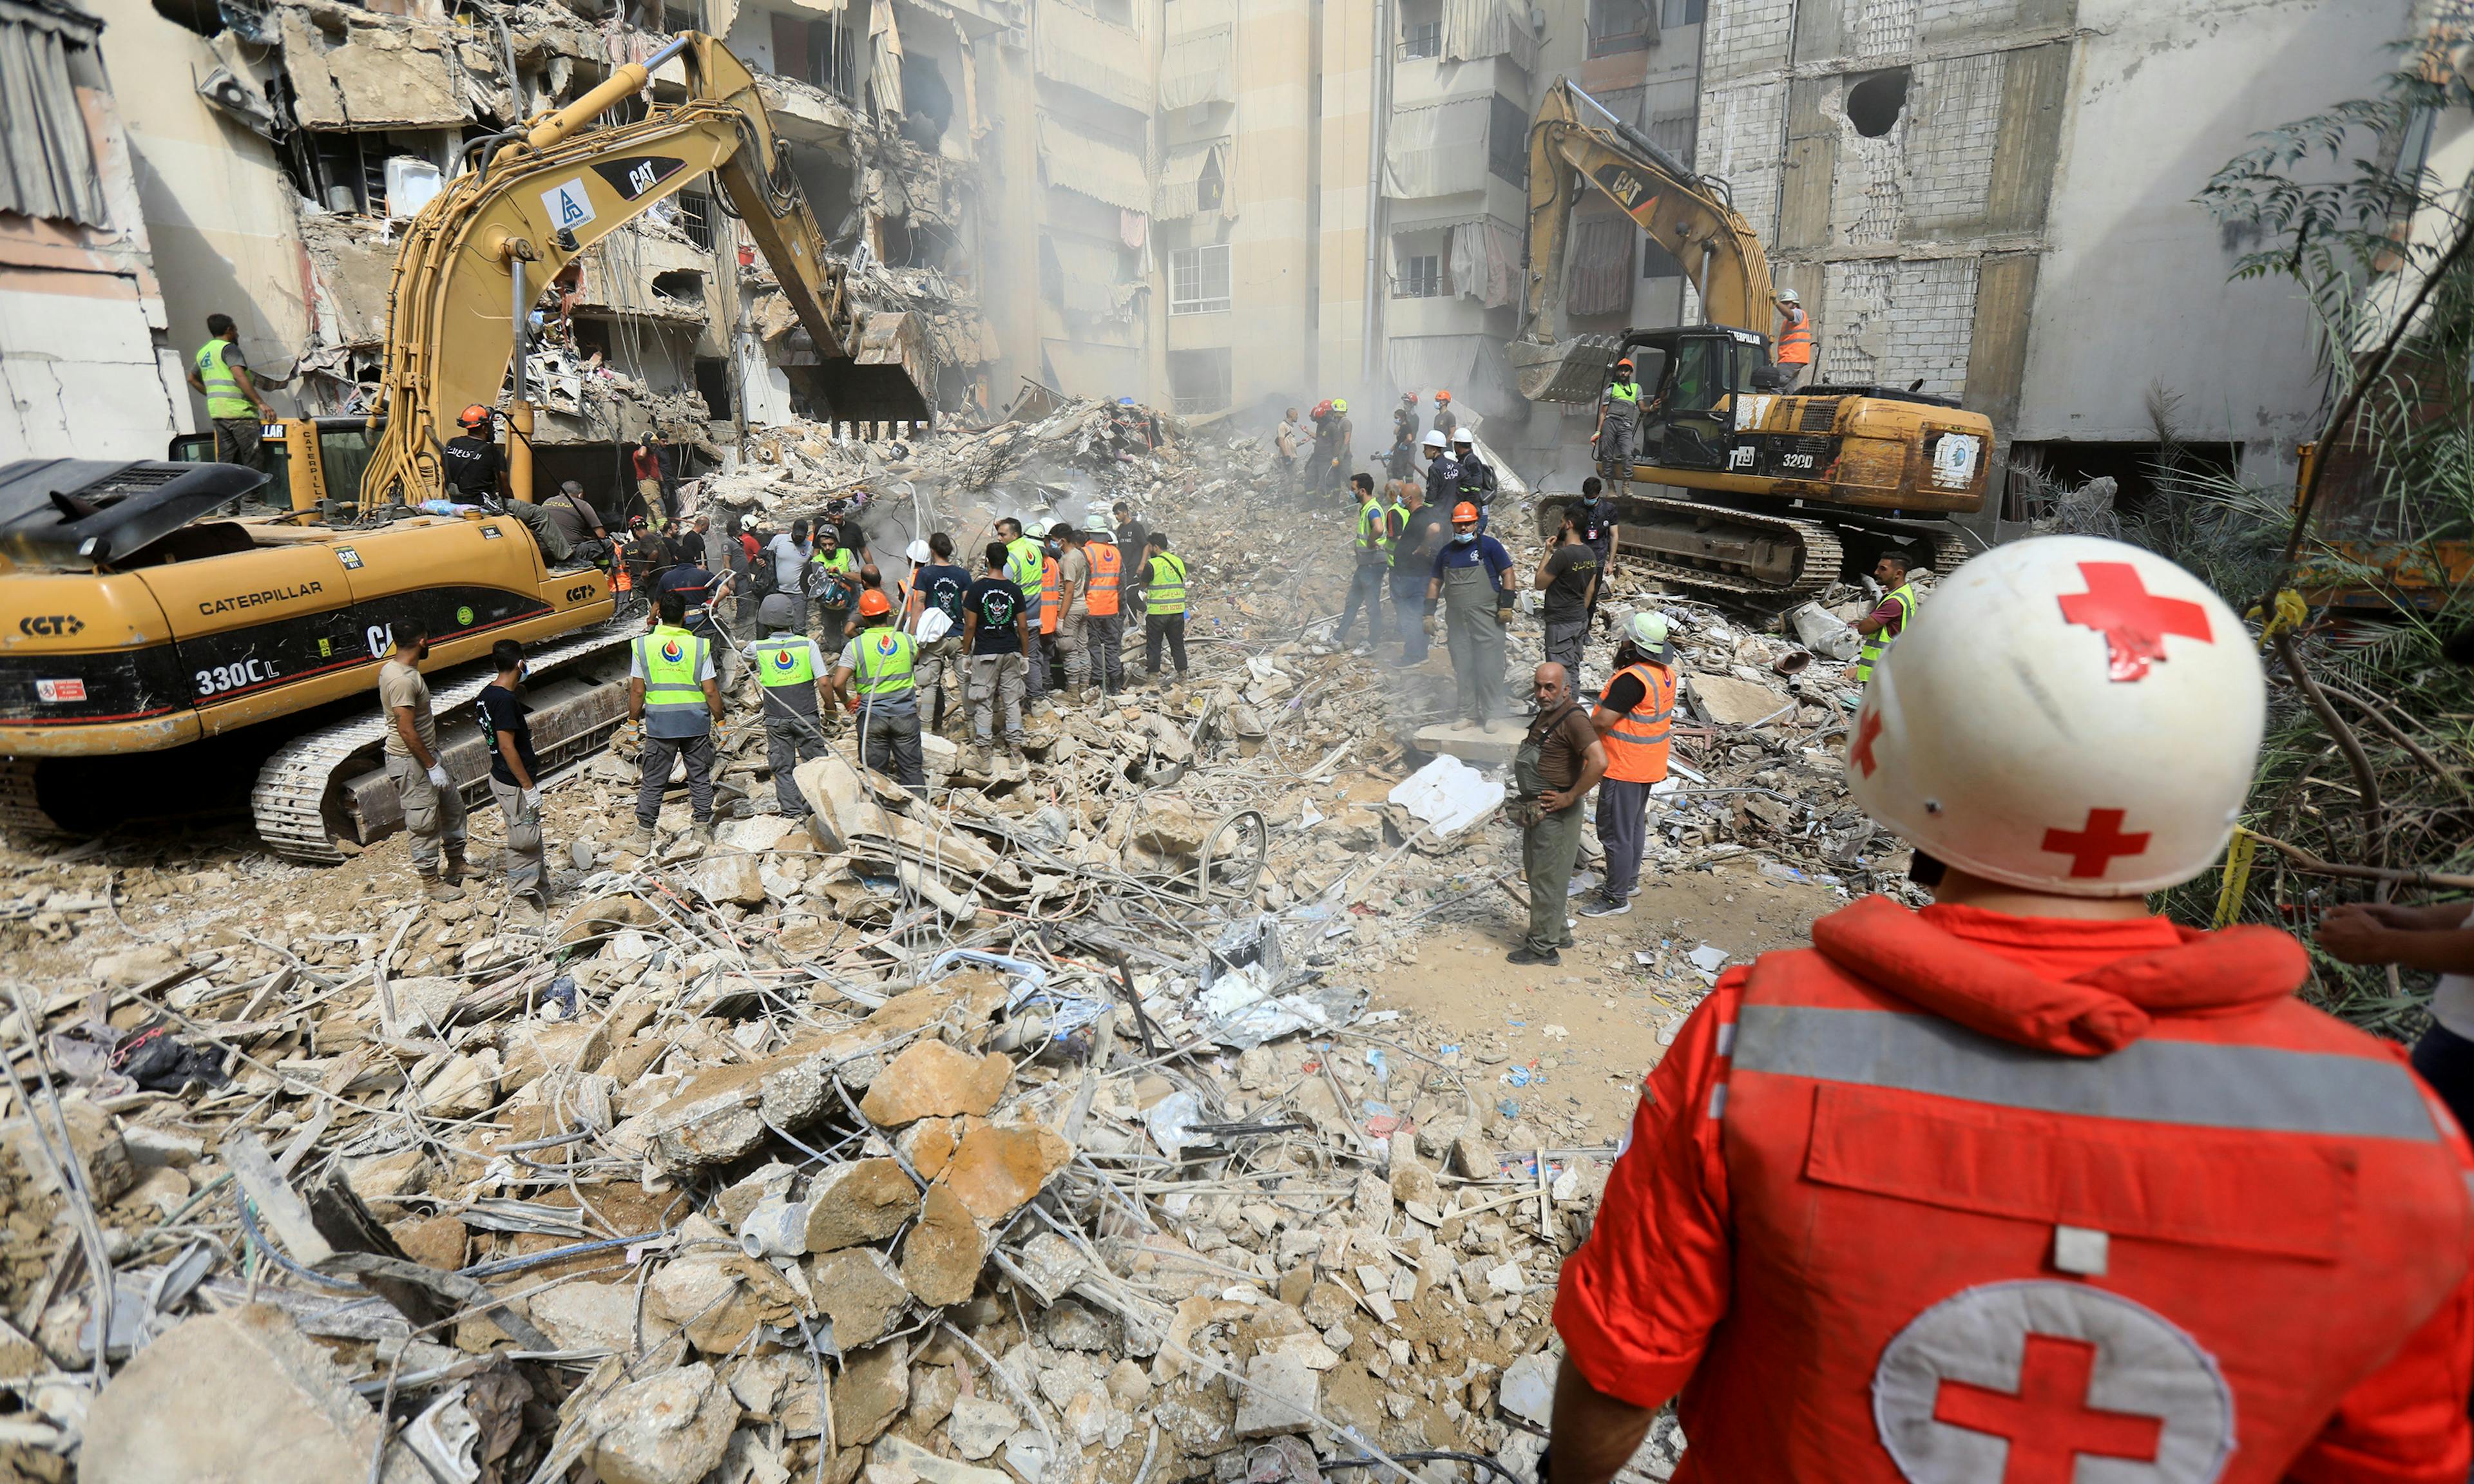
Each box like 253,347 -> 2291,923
745,595 -> 833,819
624,591 -> 725,853
833,589 -> 926,794
1549,536 -> 2474,1484
1509,662 -> 1606,967
1428,502 -> 1513,729
1580,613 -> 1675,918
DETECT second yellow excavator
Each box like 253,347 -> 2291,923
0,34 -> 918,859
1517,81 -> 1994,598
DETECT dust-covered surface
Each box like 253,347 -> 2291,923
0,399 -> 1904,1481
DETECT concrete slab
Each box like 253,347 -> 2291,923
1414,717 -> 1524,766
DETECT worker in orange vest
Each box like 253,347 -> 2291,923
1031,529 -> 1064,705
1578,611 -> 1676,918
1082,522 -> 1126,696
1773,287 -> 1815,388
1549,535 -> 2474,1484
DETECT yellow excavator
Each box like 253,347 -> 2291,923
1515,81 -> 1994,597
0,34 -> 919,859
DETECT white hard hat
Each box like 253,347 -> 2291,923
1026,518 -> 1051,537
905,538 -> 932,564
1451,427 -> 1474,444
1849,535 -> 2263,897
1421,430 -> 1447,451
1776,287 -> 1801,305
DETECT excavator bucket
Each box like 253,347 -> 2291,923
814,310 -> 932,424
1510,334 -> 1622,404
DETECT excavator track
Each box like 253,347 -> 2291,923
251,623 -> 637,864
1606,495 -> 1846,600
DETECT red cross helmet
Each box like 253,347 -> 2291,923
1846,535 -> 2263,897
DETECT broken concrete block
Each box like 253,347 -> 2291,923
1232,1350 -> 1319,1438
91,945 -> 179,987
1499,1350 -> 1556,1427
877,1433 -> 1012,1484
1105,1358 -> 1151,1405
1043,1300 -> 1115,1352
897,1119 -> 958,1181
858,1040 -> 1011,1126
919,731 -> 959,779
645,1051 -> 837,1174
835,1338 -> 910,1447
562,893 -> 657,947
647,1253 -> 767,1355
899,1184 -> 985,1308
4,1097 -> 134,1204
942,1124 -> 1071,1221
502,1020 -> 611,1091
1687,673 -> 1794,728
1129,798 -> 1213,856
694,851 -> 769,908
82,1304 -> 428,1483
1413,718 -> 1522,766
1387,1143 -> 1443,1209
718,814 -> 800,853
945,1394 -> 1017,1460
585,1362 -> 740,1484
802,1158 -> 921,1252
529,1279 -> 641,1354
809,1247 -> 909,1347
419,1051 -> 501,1119
1448,1133 -> 1497,1181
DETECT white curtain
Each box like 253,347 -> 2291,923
1383,97 -> 1491,198
1155,140 -> 1228,220
1449,218 -> 1522,309
0,0 -> 104,226
1159,24 -> 1233,110
1037,115 -> 1151,213
1034,2 -> 1152,111
1440,0 -> 1539,73
868,0 -> 905,117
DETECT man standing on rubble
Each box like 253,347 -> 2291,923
1452,427 -> 1499,531
905,531 -> 973,733
655,545 -> 738,689
1570,477 -> 1619,629
1339,472 -> 1391,652
1509,661 -> 1606,967
1593,357 -> 1642,483
477,640 -> 548,913
1852,549 -> 1921,685
769,518 -> 812,596
1580,613 -> 1676,918
189,312 -> 274,473
1548,536 -> 2474,1484
963,540 -> 1032,766
745,594 -> 832,819
1031,524 -> 1064,703
1421,430 -> 1460,528
631,435 -> 669,529
1428,502 -> 1513,728
1277,407 -> 1304,492
832,589 -> 926,792
1390,479 -> 1444,667
1053,526 -> 1096,700
1142,531 -> 1191,683
380,620 -> 468,903
1537,513 -> 1601,684
1431,389 -> 1457,442
1081,520 -> 1127,696
624,591 -> 725,852
809,525 -> 862,656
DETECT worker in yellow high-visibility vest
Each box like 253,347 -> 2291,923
1339,472 -> 1390,651
185,312 -> 273,473
1140,532 -> 1190,685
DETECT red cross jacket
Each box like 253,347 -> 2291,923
1554,895 -> 2474,1483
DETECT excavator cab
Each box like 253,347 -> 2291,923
1621,327 -> 1768,474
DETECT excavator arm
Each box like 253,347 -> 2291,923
360,33 -> 921,511
1513,81 -> 1773,399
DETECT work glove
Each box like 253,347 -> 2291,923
520,787 -> 542,813
426,763 -> 452,790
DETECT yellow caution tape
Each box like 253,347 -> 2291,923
2212,827 -> 2259,928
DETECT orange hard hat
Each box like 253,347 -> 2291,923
457,404 -> 490,428
1436,390 -> 1452,401
857,589 -> 892,618
1452,502 -> 1480,523
1615,358 -> 1635,372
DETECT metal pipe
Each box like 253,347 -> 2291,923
519,33 -> 695,152
510,259 -> 534,502
1359,0 -> 1390,386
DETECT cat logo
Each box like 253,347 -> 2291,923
17,614 -> 82,638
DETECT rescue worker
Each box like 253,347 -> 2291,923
1276,407 -> 1305,494
1031,525 -> 1064,701
963,540 -> 1033,767
1389,478 -> 1443,665
631,435 -> 669,529
1548,535 -> 2474,1484
477,640 -> 548,912
743,594 -> 832,818
2322,899 -> 2474,1134
1339,472 -> 1390,651
1111,501 -> 1149,607
1451,427 -> 1498,532
809,525 -> 862,655
1508,662 -> 1606,967
541,480 -> 613,571
1054,525 -> 1095,699
999,517 -> 1044,611
1852,549 -> 1921,685
441,405 -> 506,505
1324,397 -> 1354,495
1389,393 -> 1421,480
379,620 -> 467,902
655,546 -> 738,688
1773,286 -> 1814,388
1535,514 -> 1600,682
831,590 -> 925,792
1421,429 -> 1460,524
186,312 -> 273,473
1569,477 -> 1619,628
1426,502 -> 1513,728
1309,401 -> 1338,499
1142,532 -> 1190,683
1593,357 -> 1641,482
623,591 -> 725,853
1579,613 -> 1676,918
1431,389 -> 1457,442
1083,517 -> 1127,695
904,531 -> 973,732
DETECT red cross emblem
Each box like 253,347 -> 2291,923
1874,1282 -> 2232,1484
2056,562 -> 2213,683
2041,807 -> 2151,879
1852,707 -> 1884,778
1932,1334 -> 2163,1483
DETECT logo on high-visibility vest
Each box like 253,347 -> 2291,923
872,634 -> 900,655
660,639 -> 684,663
771,649 -> 798,671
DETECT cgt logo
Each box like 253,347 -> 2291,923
19,614 -> 83,638
566,583 -> 599,604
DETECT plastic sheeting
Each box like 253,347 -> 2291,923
1159,24 -> 1232,110
1033,1 -> 1151,112
1381,96 -> 1492,199
1441,0 -> 1539,72
0,0 -> 103,227
1037,115 -> 1151,213
1566,213 -> 1636,317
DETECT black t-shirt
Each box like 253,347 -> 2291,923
965,576 -> 1024,654
1543,544 -> 1601,624
675,528 -> 707,565
1571,499 -> 1615,557
477,683 -> 539,786
1399,506 -> 1450,573
917,562 -> 972,623
1601,667 -> 1648,719
441,435 -> 502,499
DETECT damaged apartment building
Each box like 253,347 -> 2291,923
5,0 -> 1004,477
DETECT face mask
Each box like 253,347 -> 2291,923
1453,531 -> 1476,545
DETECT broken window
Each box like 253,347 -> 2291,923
770,14 -> 858,99
899,52 -> 953,149
1845,68 -> 1910,138
150,0 -> 219,39
1168,348 -> 1232,415
1587,0 -> 1654,57
1399,0 -> 1441,58
1169,243 -> 1231,315
676,191 -> 714,251
1488,94 -> 1528,186
663,4 -> 696,32
651,270 -> 705,305
694,357 -> 733,419
1659,0 -> 1705,26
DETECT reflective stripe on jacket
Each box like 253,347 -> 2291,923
195,339 -> 251,418
1006,537 -> 1043,600
1593,661 -> 1675,784
1039,556 -> 1061,633
1146,553 -> 1188,616
635,627 -> 707,716
852,627 -> 917,698
1854,582 -> 1917,683
1086,542 -> 1122,615
1776,309 -> 1816,365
